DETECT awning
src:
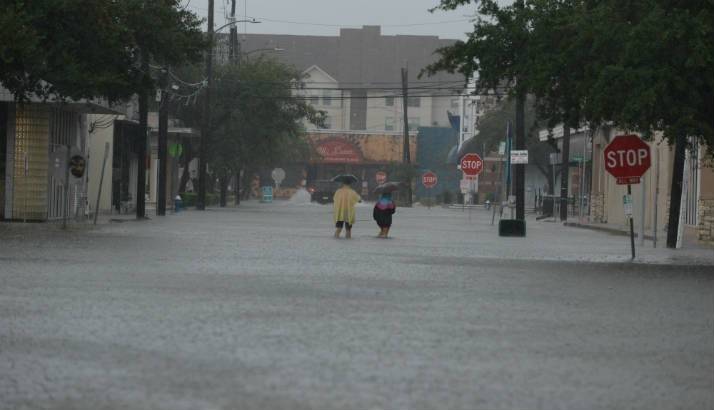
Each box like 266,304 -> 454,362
149,127 -> 201,139
0,85 -> 122,115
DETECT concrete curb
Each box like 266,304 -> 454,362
564,221 -> 655,240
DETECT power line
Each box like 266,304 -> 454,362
246,16 -> 473,28
243,93 -> 506,100
183,7 -> 472,28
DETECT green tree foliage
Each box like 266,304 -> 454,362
173,58 -> 325,198
426,0 -> 531,97
427,0 -> 714,151
581,0 -> 714,150
0,0 -> 205,102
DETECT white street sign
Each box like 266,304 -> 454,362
271,168 -> 286,185
623,194 -> 633,217
511,150 -> 528,164
460,179 -> 469,194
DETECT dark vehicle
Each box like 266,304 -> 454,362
307,180 -> 340,204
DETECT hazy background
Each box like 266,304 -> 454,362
186,0 -> 477,40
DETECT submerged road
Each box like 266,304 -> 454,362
1,202 -> 712,409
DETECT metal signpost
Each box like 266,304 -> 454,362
94,143 -> 110,225
271,168 -> 286,190
604,135 -> 652,259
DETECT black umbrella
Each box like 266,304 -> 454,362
331,174 -> 359,185
374,181 -> 402,194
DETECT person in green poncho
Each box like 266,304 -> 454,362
333,180 -> 361,239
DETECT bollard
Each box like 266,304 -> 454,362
174,195 -> 183,213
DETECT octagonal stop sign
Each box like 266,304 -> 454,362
460,153 -> 483,177
604,135 -> 651,184
422,171 -> 438,188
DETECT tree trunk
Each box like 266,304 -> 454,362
241,169 -> 253,200
560,125 -> 571,221
666,136 -> 687,248
234,168 -> 241,206
178,140 -> 193,193
219,173 -> 228,207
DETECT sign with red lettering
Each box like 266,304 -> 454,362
460,153 -> 483,177
422,171 -> 438,188
604,135 -> 651,185
314,138 -> 363,164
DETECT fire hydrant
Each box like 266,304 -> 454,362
174,195 -> 183,213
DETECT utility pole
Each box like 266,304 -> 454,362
401,67 -> 412,207
198,0 -> 214,210
515,92 -> 525,221
157,68 -> 169,216
137,53 -> 149,219
560,124 -> 571,221
229,0 -> 239,63
230,0 -> 241,206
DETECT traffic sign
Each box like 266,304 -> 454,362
460,153 -> 483,177
422,171 -> 438,188
271,168 -> 286,186
375,171 -> 387,184
604,135 -> 651,185
510,150 -> 528,164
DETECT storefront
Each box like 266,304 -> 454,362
304,131 -> 417,199
1,100 -> 116,222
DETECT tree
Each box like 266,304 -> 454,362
173,57 -> 325,206
425,0 -> 536,221
0,1 -> 205,102
574,0 -> 714,247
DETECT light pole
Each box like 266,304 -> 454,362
197,12 -> 260,211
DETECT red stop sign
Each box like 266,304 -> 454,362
460,153 -> 483,176
422,171 -> 438,188
604,135 -> 651,184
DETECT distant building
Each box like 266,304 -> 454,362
219,25 -> 468,133
216,26 -> 473,198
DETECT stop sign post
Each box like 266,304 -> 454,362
375,171 -> 387,185
422,171 -> 438,209
604,135 -> 651,185
422,171 -> 437,189
603,134 -> 651,259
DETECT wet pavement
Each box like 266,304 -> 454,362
1,202 -> 713,409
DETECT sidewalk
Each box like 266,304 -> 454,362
562,218 -> 713,258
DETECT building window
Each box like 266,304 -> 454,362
408,117 -> 420,131
322,90 -> 332,106
385,96 -> 394,106
385,117 -> 395,131
407,97 -> 421,107
309,95 -> 320,105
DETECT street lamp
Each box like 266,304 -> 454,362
214,18 -> 260,33
198,13 -> 259,210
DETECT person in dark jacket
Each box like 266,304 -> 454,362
373,193 -> 396,238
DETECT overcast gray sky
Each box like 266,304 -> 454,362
186,0 -> 477,40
